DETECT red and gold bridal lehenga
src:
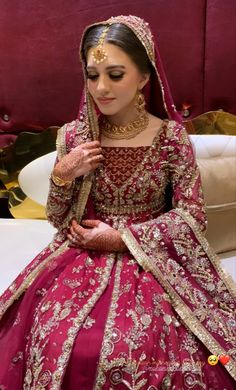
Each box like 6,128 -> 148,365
0,15 -> 235,390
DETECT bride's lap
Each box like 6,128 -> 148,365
0,249 -> 234,389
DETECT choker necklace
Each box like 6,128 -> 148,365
100,112 -> 149,140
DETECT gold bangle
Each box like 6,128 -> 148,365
51,173 -> 72,187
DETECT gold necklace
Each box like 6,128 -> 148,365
100,112 -> 149,140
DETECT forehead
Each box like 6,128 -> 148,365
86,43 -> 137,69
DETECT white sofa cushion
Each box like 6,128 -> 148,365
190,134 -> 236,158
0,219 -> 56,294
19,151 -> 56,206
197,156 -> 236,253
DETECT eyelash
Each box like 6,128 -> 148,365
87,74 -> 124,81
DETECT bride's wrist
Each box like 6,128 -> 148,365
51,172 -> 73,187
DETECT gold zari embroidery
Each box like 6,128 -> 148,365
175,209 -> 236,299
50,254 -> 116,389
94,255 -> 123,388
120,225 -> 236,381
95,201 -> 163,215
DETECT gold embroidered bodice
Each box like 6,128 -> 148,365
92,127 -> 169,229
101,147 -> 149,186
47,120 -> 206,233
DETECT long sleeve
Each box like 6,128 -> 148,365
45,121 -> 83,235
166,122 -> 207,232
45,176 -> 76,231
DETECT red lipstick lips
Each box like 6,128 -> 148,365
97,97 -> 115,104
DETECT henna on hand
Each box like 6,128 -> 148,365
87,229 -> 127,251
53,141 -> 104,181
67,219 -> 127,252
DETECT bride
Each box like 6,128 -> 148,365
0,15 -> 235,390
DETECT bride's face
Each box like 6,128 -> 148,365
86,43 -> 149,119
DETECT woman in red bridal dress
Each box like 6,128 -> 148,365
0,15 -> 235,390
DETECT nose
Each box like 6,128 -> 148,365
96,74 -> 109,94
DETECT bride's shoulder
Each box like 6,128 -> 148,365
57,119 -> 92,155
149,116 -> 190,146
148,114 -> 163,129
148,114 -> 184,131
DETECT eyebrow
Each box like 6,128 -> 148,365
87,65 -> 126,71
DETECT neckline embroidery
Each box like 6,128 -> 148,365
96,120 -> 168,191
101,119 -> 166,150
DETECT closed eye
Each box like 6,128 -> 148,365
109,73 -> 124,80
87,73 -> 99,80
87,72 -> 124,81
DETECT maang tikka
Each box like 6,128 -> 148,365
92,25 -> 110,64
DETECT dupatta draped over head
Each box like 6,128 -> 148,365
56,15 -> 183,224
0,15 -> 235,390
78,15 -> 182,141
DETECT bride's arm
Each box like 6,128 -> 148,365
167,122 -> 207,232
46,123 -> 103,234
46,169 -> 77,231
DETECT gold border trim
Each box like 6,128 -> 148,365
120,227 -> 236,380
75,173 -> 93,223
174,209 -> 236,299
51,254 -> 116,389
72,90 -> 100,223
56,125 -> 67,159
55,118 -> 94,224
94,255 -> 123,389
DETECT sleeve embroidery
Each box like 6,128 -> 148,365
45,121 -> 83,234
167,121 -> 207,232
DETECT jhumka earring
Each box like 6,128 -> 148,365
135,91 -> 146,113
92,25 -> 110,64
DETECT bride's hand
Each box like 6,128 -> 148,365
53,141 -> 103,181
67,219 -> 127,252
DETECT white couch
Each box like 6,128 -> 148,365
0,135 -> 235,294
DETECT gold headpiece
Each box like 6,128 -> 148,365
92,25 -> 110,64
106,15 -> 155,63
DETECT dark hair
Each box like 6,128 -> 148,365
82,23 -> 152,74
